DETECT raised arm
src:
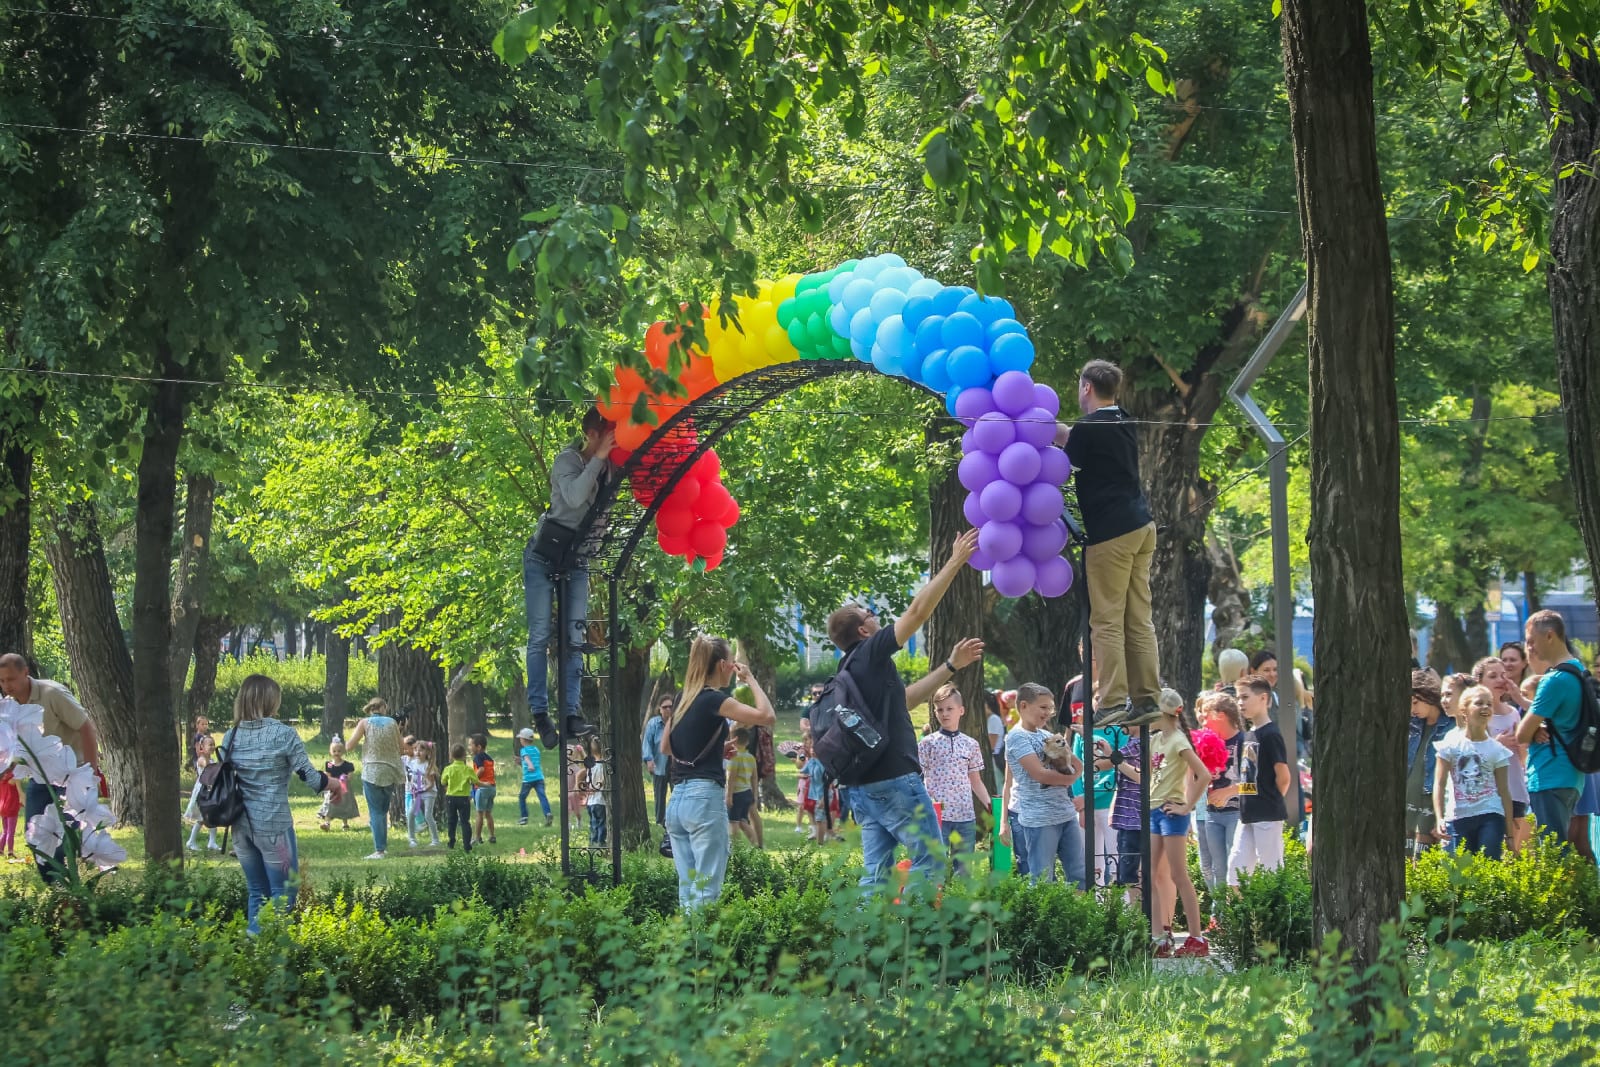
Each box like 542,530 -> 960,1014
895,530 -> 979,648
718,663 -> 776,729
904,638 -> 985,709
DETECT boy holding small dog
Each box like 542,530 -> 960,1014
1001,682 -> 1086,887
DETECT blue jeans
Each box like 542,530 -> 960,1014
1008,808 -> 1031,877
1529,787 -> 1580,841
363,781 -> 394,852
1020,819 -> 1086,888
519,779 -> 551,820
1200,808 -> 1240,891
523,543 -> 588,719
943,818 -> 977,876
852,772 -> 944,890
589,803 -> 607,845
24,782 -> 70,885
665,779 -> 730,912
234,822 -> 299,936
1453,811 -> 1506,859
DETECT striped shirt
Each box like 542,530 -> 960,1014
221,718 -> 328,835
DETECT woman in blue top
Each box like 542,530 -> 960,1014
642,695 -> 674,827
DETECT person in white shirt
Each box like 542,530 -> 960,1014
1433,685 -> 1515,859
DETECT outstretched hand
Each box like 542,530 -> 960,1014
948,528 -> 980,567
947,638 -> 985,670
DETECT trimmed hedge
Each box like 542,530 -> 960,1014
208,653 -> 378,726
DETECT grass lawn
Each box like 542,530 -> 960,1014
0,705 -> 879,889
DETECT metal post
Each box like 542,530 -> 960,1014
609,572 -> 622,886
1228,282 -> 1307,820
1077,539 -> 1098,891
555,565 -> 571,880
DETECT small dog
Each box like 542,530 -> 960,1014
1040,733 -> 1077,775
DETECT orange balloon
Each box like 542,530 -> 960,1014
615,420 -> 652,451
614,365 -> 648,396
644,322 -> 671,370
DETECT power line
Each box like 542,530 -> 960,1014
0,365 -> 1564,431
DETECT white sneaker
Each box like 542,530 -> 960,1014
207,842 -> 222,851
186,842 -> 199,852
364,851 -> 386,860
408,838 -> 418,849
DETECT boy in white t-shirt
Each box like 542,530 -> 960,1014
1433,685 -> 1515,859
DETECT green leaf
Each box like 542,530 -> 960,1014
492,11 -> 544,67
923,131 -> 965,189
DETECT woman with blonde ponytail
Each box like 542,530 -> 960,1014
663,635 -> 776,911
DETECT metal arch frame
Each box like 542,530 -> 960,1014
554,359 -> 941,885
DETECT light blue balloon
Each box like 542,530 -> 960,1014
877,316 -> 911,360
877,252 -> 908,270
908,277 -> 942,299
855,256 -> 888,280
988,332 -> 1036,375
941,311 -> 986,350
849,305 -> 877,347
915,314 -> 947,357
827,270 -> 853,303
878,267 -> 920,291
958,293 -> 1008,326
947,344 -> 993,388
901,295 -> 934,334
872,342 -> 905,377
850,338 -> 869,361
829,302 -> 850,338
922,348 -> 953,392
870,287 -> 907,321
986,318 -> 1026,344
842,277 -> 877,314
931,286 -> 967,318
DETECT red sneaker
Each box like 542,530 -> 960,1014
1153,934 -> 1176,959
1174,935 -> 1211,958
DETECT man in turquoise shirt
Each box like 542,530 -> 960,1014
1517,610 -> 1586,839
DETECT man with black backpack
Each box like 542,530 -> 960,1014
1516,610 -> 1600,840
817,528 -> 980,891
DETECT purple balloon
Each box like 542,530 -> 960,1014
979,480 -> 1023,523
1021,520 -> 1069,561
979,520 -> 1023,562
963,491 -> 987,527
1016,406 -> 1057,448
972,412 -> 1017,454
1038,445 -> 1071,485
992,370 -> 1036,416
1020,482 -> 1065,525
968,547 -> 996,571
1032,383 -> 1060,417
998,441 -> 1043,484
991,556 -> 1037,598
958,450 -> 1001,492
961,428 -> 977,452
1035,555 -> 1073,598
954,386 -> 997,427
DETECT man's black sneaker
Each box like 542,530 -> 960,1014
565,714 -> 598,740
1123,699 -> 1165,728
533,714 -> 560,750
1092,701 -> 1134,727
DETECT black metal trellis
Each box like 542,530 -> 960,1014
553,360 -> 942,883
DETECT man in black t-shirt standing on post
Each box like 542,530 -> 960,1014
1057,360 -> 1162,728
824,528 -> 981,891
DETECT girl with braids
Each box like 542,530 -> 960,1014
1147,688 -> 1212,958
662,636 -> 776,912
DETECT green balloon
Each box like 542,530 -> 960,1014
776,296 -> 799,330
786,320 -> 809,351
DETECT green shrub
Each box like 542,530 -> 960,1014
1215,835 -> 1315,964
1407,834 -> 1600,942
990,876 -> 1148,975
210,652 -> 379,726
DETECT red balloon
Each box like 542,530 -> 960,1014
657,528 -> 691,556
692,450 -> 721,483
657,501 -> 695,538
611,447 -> 632,465
702,549 -> 725,571
670,476 -> 702,509
689,519 -> 728,558
721,498 -> 741,526
696,482 -> 734,520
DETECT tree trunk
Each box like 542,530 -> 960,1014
445,664 -> 489,743
377,634 -> 448,746
45,504 -> 142,824
1282,0 -> 1409,987
0,423 -> 35,657
1427,605 -> 1471,675
608,640 -> 652,850
131,363 -> 187,863
923,432 -> 989,766
981,587 -> 1084,701
283,619 -> 298,658
1522,571 -> 1540,613
168,472 -> 215,711
322,629 -> 350,741
1498,1 -> 1600,635
188,613 -> 228,727
506,674 -> 528,732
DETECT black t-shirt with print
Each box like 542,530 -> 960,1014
1206,733 -> 1246,813
1238,720 -> 1289,824
845,625 -> 921,786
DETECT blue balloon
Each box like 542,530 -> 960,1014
901,345 -> 927,382
842,278 -> 877,314
901,295 -> 935,333
908,277 -> 942,299
988,332 -> 1036,375
872,342 -> 904,377
878,266 -> 920,291
958,293 -> 1008,326
849,306 -> 877,346
922,348 -> 953,392
915,314 -> 947,357
930,286 -> 967,318
941,311 -> 986,350
877,316 -> 912,359
829,302 -> 850,338
986,317 -> 1026,344
854,256 -> 889,280
947,344 -> 993,389
850,338 -> 869,361
945,386 -> 965,416
827,271 -> 853,303
869,287 -> 907,321
877,252 -> 908,270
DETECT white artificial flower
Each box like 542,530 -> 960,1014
0,698 -> 43,734
73,801 -> 116,833
0,719 -> 15,766
26,803 -> 63,855
78,828 -> 127,870
14,732 -> 77,788
62,762 -> 99,815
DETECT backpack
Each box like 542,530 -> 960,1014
1547,663 -> 1600,774
196,728 -> 248,828
807,645 -> 889,786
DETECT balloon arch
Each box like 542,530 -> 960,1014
554,254 -> 1076,883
